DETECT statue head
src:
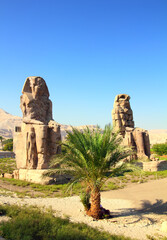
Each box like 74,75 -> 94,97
114,94 -> 130,108
22,76 -> 49,99
20,76 -> 52,123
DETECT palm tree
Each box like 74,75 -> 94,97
46,124 -> 131,219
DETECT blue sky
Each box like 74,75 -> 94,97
0,0 -> 166,129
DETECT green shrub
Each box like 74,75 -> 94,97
2,139 -> 13,151
151,143 -> 167,156
2,138 -> 13,145
0,158 -> 16,174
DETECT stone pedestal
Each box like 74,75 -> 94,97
143,160 -> 167,172
13,169 -> 72,185
13,169 -> 54,185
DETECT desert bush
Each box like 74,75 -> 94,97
2,139 -> 13,151
151,143 -> 167,156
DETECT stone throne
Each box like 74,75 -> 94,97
14,77 -> 61,183
112,94 -> 150,159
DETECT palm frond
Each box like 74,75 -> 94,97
45,124 -> 131,191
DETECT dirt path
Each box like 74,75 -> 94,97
102,178 -> 167,209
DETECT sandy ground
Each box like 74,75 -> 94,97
0,179 -> 167,240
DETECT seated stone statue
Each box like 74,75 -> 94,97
112,94 -> 150,159
14,76 -> 61,170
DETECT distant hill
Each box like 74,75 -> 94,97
0,108 -> 166,145
59,124 -> 97,140
148,129 -> 167,145
60,127 -> 167,145
0,109 -> 22,138
0,108 -> 96,140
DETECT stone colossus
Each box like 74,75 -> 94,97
112,94 -> 150,159
14,76 -> 61,170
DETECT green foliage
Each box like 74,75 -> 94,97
151,143 -> 167,156
102,181 -> 120,191
1,165 -> 167,199
45,124 -> 131,216
2,139 -> 13,151
80,191 -> 91,210
0,205 -> 132,240
46,125 -> 131,191
0,158 -> 16,174
2,138 -> 13,145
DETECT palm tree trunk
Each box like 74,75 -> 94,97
87,187 -> 102,219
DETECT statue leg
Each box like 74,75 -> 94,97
133,128 -> 148,159
143,132 -> 151,158
35,125 -> 48,169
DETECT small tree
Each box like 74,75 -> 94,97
46,125 -> 131,219
2,139 -> 13,151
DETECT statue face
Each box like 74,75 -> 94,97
118,94 -> 130,108
30,78 -> 36,92
22,77 -> 49,98
21,76 -> 52,123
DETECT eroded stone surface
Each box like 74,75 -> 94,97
14,77 -> 61,171
112,94 -> 150,159
20,76 -> 52,124
112,94 -> 134,136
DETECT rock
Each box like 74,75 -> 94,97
150,154 -> 157,161
13,77 -> 62,183
18,169 -> 54,185
143,160 -> 167,171
112,94 -> 150,159
4,173 -> 13,179
13,170 -> 19,179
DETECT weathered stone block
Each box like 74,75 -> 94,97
16,169 -> 54,185
4,173 -> 13,179
143,160 -> 167,172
